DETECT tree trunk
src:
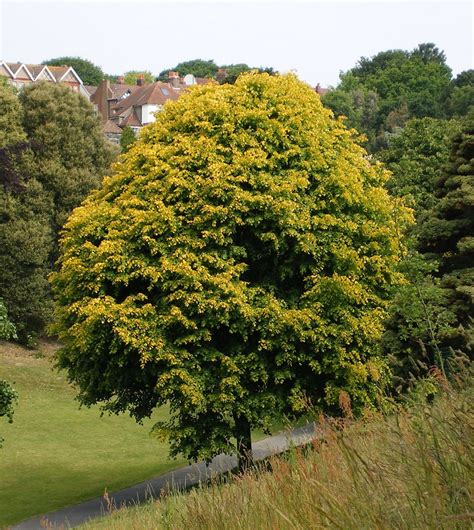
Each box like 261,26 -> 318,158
234,413 -> 253,473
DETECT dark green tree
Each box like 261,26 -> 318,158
19,82 -> 114,232
42,56 -> 105,85
335,43 -> 452,139
219,64 -> 276,84
0,83 -> 114,340
380,118 -> 462,217
381,118 -> 465,386
51,74 -> 410,471
322,88 -> 379,150
158,59 -> 218,80
417,112 -> 474,355
120,126 -> 136,153
446,70 -> 474,117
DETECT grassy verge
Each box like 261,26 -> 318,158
82,375 -> 474,530
0,340 -> 187,527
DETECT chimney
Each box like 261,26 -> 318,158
216,68 -> 227,82
91,79 -> 111,123
168,71 -> 180,88
136,73 -> 145,86
117,75 -> 125,85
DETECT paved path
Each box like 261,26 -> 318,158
12,423 -> 316,530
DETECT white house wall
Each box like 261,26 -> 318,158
141,104 -> 163,124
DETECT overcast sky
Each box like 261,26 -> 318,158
0,0 -> 472,87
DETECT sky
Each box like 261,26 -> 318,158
0,0 -> 472,87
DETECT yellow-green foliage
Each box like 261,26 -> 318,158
52,73 -> 411,463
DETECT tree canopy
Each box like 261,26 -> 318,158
42,56 -> 105,86
446,70 -> 474,118
341,43 -> 451,125
380,117 -> 462,218
51,73 -> 410,469
417,112 -> 474,355
382,113 -> 473,385
0,82 -> 114,340
323,43 -> 454,151
158,59 -> 218,80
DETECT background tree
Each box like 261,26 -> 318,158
417,111 -> 474,356
157,60 -> 275,84
343,43 -> 451,124
19,82 -> 114,233
123,71 -> 154,85
383,113 -> 473,387
119,126 -> 136,153
445,70 -> 474,118
0,83 -> 114,341
219,64 -> 276,84
51,73 -> 410,471
158,59 -> 218,80
323,43 -> 453,150
322,88 -> 379,149
42,56 -> 105,86
380,117 -> 462,217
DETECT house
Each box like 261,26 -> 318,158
0,61 -> 89,98
90,72 -> 211,142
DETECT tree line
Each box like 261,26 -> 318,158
43,57 -> 275,86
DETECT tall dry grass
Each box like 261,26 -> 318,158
83,375 -> 474,530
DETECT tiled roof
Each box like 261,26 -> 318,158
195,77 -> 211,85
103,119 -> 123,134
121,111 -> 141,127
109,83 -> 139,101
5,62 -> 23,75
1,61 -> 83,85
111,82 -> 180,118
25,64 -> 47,78
85,85 -> 98,96
47,65 -> 70,81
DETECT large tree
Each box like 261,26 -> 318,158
42,56 -> 105,86
417,112 -> 474,356
380,118 -> 462,217
323,43 -> 453,150
51,73 -> 410,471
383,113 -> 473,386
0,83 -> 114,340
342,43 -> 451,125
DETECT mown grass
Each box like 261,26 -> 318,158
0,340 -> 188,527
82,374 -> 474,530
0,340 -> 292,527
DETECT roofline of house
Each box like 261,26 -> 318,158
0,61 -> 84,85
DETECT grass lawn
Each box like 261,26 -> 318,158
0,340 -> 295,527
0,340 -> 187,527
